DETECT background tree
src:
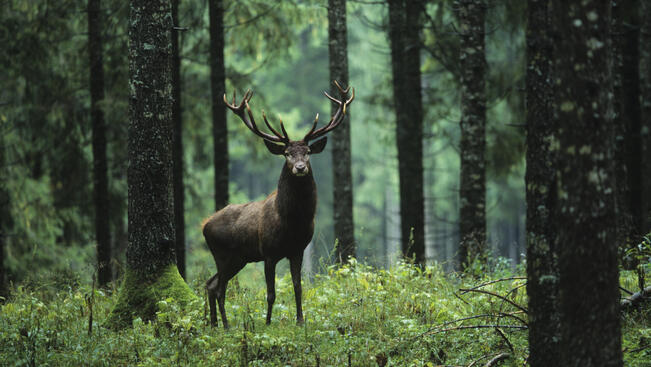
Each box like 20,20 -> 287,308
456,0 -> 487,269
171,0 -> 186,280
88,0 -> 112,287
553,1 -> 623,365
0,132 -> 9,300
387,0 -> 425,265
612,0 -> 642,246
210,0 -> 229,211
642,0 -> 651,232
525,0 -> 559,365
328,0 -> 355,262
106,0 -> 195,328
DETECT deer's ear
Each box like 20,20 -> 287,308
264,140 -> 285,155
309,137 -> 327,154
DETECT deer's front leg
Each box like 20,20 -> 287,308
264,259 -> 277,325
289,255 -> 304,325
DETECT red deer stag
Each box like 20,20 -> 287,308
203,81 -> 354,328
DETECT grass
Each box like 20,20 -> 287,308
1,259 -> 649,366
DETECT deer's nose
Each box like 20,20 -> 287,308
295,163 -> 306,172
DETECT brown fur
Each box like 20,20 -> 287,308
204,144 -> 319,328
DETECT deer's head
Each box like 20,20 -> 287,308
224,81 -> 355,177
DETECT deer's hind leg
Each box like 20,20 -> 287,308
207,258 -> 246,329
206,273 -> 219,327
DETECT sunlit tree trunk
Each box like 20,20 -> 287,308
88,0 -> 112,287
456,0 -> 486,269
171,0 -> 186,280
106,0 -> 195,328
525,1 -> 560,365
328,0 -> 355,263
553,1 -> 623,365
210,0 -> 229,211
388,0 -> 425,265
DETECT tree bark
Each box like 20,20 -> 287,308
209,0 -> 229,211
328,0 -> 355,263
642,0 -> 651,232
106,0 -> 195,329
388,0 -> 425,265
0,135 -> 8,300
553,1 -> 623,366
457,0 -> 487,269
612,0 -> 642,245
525,1 -> 560,365
171,0 -> 185,280
88,0 -> 112,287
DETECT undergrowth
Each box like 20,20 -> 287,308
1,260 -> 649,366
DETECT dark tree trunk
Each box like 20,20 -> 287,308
642,0 -> 651,232
456,0 -> 486,269
106,0 -> 195,329
612,0 -> 642,244
388,0 -> 425,265
171,0 -> 185,280
328,0 -> 355,263
0,138 -> 9,300
525,1 -> 560,365
88,0 -> 112,287
209,0 -> 229,211
553,1 -> 623,366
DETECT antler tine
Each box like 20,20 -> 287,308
279,118 -> 290,142
262,111 -> 290,143
333,80 -> 351,95
304,82 -> 354,142
223,89 -> 286,143
302,113 -> 319,141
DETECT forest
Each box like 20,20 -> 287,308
0,0 -> 649,366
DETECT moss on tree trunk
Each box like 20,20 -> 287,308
105,0 -> 196,329
105,264 -> 195,328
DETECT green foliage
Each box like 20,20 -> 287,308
2,261 -> 648,366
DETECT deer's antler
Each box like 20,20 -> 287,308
223,90 -> 290,144
303,80 -> 355,142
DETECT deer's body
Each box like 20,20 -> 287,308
203,165 -> 317,263
204,82 -> 353,328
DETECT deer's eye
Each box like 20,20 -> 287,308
284,152 -> 290,157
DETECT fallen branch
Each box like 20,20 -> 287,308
620,285 -> 651,311
458,288 -> 528,314
484,353 -> 510,366
428,324 -> 527,336
494,327 -> 514,353
460,277 -> 526,294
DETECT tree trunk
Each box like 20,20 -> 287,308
88,0 -> 112,287
106,0 -> 195,329
525,1 -> 560,365
0,135 -> 9,300
209,0 -> 229,211
642,0 -> 651,232
171,0 -> 186,280
388,0 -> 425,265
328,0 -> 355,263
612,0 -> 642,246
553,1 -> 623,365
457,0 -> 486,269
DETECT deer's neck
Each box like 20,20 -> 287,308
276,164 -> 317,220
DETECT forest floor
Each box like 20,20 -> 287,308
0,260 -> 649,366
